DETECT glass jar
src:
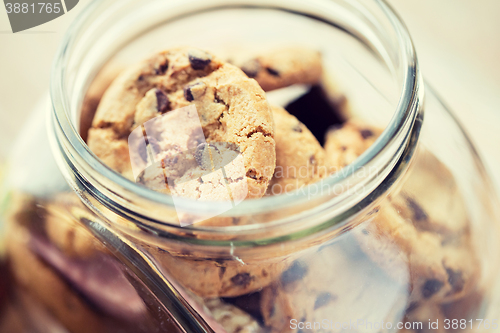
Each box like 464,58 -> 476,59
1,0 -> 499,332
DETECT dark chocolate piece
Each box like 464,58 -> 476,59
446,268 -> 465,293
240,59 -> 261,78
280,260 -> 308,286
246,169 -> 258,180
265,67 -> 280,77
314,292 -> 336,309
231,273 -> 252,286
184,82 -> 205,102
188,49 -> 212,70
292,123 -> 303,133
406,197 -> 428,221
155,89 -> 169,113
184,85 -> 194,102
155,61 -> 168,75
360,129 -> 374,139
421,279 -> 444,298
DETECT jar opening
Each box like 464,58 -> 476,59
49,0 -> 422,239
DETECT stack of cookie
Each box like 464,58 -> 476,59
4,47 -> 481,333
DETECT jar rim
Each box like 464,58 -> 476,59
49,0 -> 422,238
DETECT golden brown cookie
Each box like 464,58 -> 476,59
43,194 -> 109,258
400,304 -> 446,333
147,246 -> 291,298
324,122 -> 480,304
355,202 -> 479,305
6,221 -> 132,333
390,149 -> 469,238
204,299 -> 261,333
266,105 -> 327,195
238,47 -> 323,91
259,244 -> 408,333
324,120 -> 382,173
88,47 -> 276,198
80,65 -> 123,142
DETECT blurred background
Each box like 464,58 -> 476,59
0,0 -> 499,186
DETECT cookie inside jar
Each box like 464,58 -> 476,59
72,45 -> 483,333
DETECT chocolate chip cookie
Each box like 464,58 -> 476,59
325,122 -> 479,304
259,244 -> 407,333
355,201 -> 479,305
401,304 -> 446,333
238,47 -> 323,91
5,198 -> 158,333
88,47 -> 276,199
204,298 -> 261,333
324,120 -> 382,173
266,105 -> 327,195
147,245 -> 291,298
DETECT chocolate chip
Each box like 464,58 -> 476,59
184,82 -> 205,102
184,86 -> 194,102
155,89 -> 169,113
246,169 -> 258,180
406,197 -> 428,221
446,268 -> 465,293
280,261 -> 308,286
265,67 -> 280,77
360,129 -> 374,139
188,49 -> 212,70
240,59 -> 261,78
155,61 -> 168,75
314,292 -> 335,309
421,279 -> 444,298
298,317 -> 307,333
231,273 -> 252,286
292,123 -> 303,132
309,155 -> 316,165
